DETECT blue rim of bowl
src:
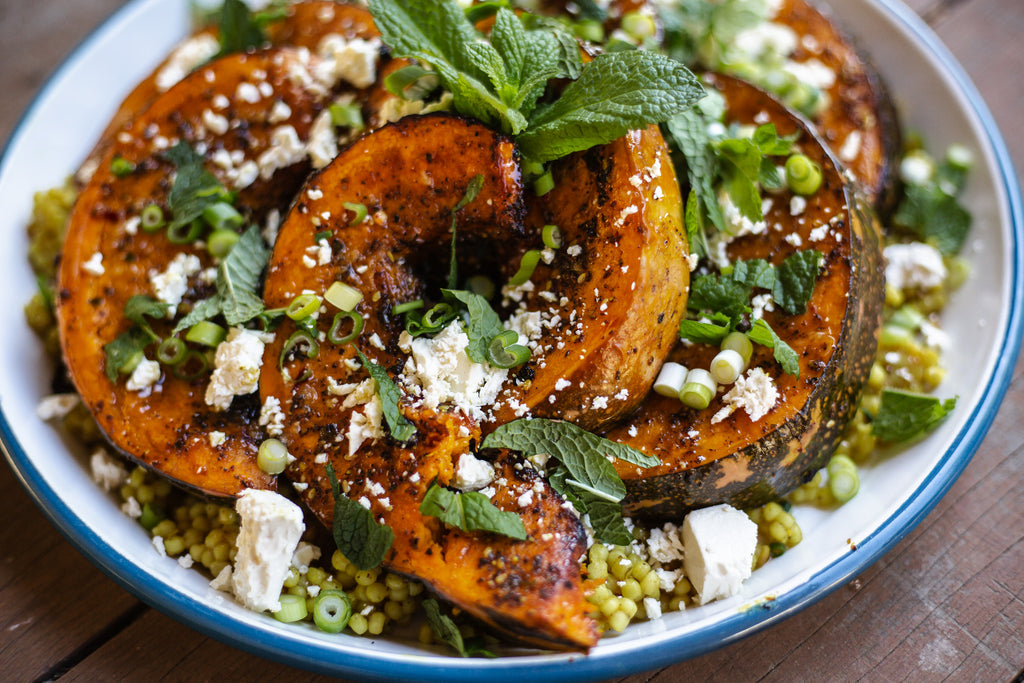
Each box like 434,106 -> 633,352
2,0 -> 1022,680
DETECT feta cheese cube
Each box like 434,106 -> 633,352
231,489 -> 305,612
682,504 -> 758,605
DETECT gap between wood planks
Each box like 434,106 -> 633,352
31,602 -> 148,683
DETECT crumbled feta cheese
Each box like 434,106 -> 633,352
90,448 -> 127,492
315,35 -> 382,89
452,453 -> 495,492
566,244 -> 582,257
236,82 -> 262,103
178,554 -> 195,569
643,597 -> 663,620
783,58 -> 836,89
306,109 -> 337,169
789,195 -> 807,216
231,489 -> 305,612
400,322 -> 508,421
838,131 -> 862,162
711,367 -> 778,424
205,328 -> 266,411
83,252 -> 105,276
808,224 -> 830,242
646,523 -> 686,564
259,396 -> 286,436
155,34 -> 220,91
126,358 -> 162,392
210,565 -> 233,592
732,22 -> 798,61
202,108 -> 230,136
149,252 -> 202,316
257,125 -> 306,180
722,195 -> 767,237
554,378 -> 572,391
122,496 -> 142,518
341,379 -> 385,457
682,504 -> 758,605
291,542 -> 321,573
884,242 -> 947,291
36,393 -> 80,420
750,293 -> 775,320
209,431 -> 227,447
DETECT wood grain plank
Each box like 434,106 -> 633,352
0,462 -> 142,682
61,609 -> 346,683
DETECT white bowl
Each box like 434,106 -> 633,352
1,0 -> 1021,680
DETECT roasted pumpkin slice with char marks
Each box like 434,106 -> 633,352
57,48 -> 333,497
83,1 -> 382,177
771,0 -> 901,214
259,112 -> 597,649
606,75 -> 884,518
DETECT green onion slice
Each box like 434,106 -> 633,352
785,154 -> 823,196
140,204 -> 166,232
508,250 -> 542,287
312,589 -> 352,633
279,329 -> 320,371
328,311 -> 364,345
329,102 -> 365,130
186,320 -> 227,348
172,349 -> 211,381
273,594 -> 308,623
541,224 -> 563,249
111,155 -> 135,178
486,330 -> 531,369
257,438 -> 290,475
156,337 -> 187,366
167,219 -> 204,245
342,202 -> 368,226
207,229 -> 240,258
286,293 -> 322,321
202,202 -> 243,232
324,281 -> 362,312
392,300 -> 424,316
533,170 -> 555,197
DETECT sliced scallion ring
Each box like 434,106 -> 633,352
140,204 -> 165,232
342,202 -> 368,226
785,154 -> 823,196
329,102 -> 364,130
486,330 -> 530,369
156,337 -> 187,366
324,281 -> 362,311
279,329 -> 320,371
679,368 -> 717,410
392,299 -> 424,316
171,349 -> 211,381
207,229 -> 240,258
201,201 -> 243,232
328,311 -> 364,345
653,362 -> 688,398
533,170 -> 555,197
720,331 -> 754,365
709,349 -> 746,385
166,219 -> 204,245
312,589 -> 352,633
423,302 -> 456,330
185,320 -> 227,348
541,224 -> 563,249
273,594 -> 308,623
257,438 -> 290,475
286,293 -> 322,321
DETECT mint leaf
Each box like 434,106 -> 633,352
217,226 -> 269,326
665,108 -> 723,244
893,183 -> 971,255
420,482 -> 527,540
482,419 -> 658,505
216,0 -> 266,56
442,289 -> 504,364
678,316 -> 731,345
518,50 -> 703,162
688,273 -> 752,319
773,249 -> 821,315
124,295 -> 171,330
103,327 -> 154,382
164,142 -> 226,230
325,463 -> 394,571
173,296 -> 223,335
548,465 -> 632,545
423,599 -> 469,657
730,258 -> 776,290
748,318 -> 800,376
355,349 -> 416,442
872,389 -> 956,442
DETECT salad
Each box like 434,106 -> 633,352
23,0 -> 970,657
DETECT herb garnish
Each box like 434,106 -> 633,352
893,156 -> 972,255
354,349 -> 416,442
325,463 -> 394,571
871,389 -> 957,442
481,418 -> 657,543
214,0 -> 288,57
173,226 -> 270,333
420,482 -> 527,540
103,295 -> 171,381
367,0 -> 703,162
423,598 -> 497,658
164,142 -> 230,231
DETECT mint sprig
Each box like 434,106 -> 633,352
420,482 -> 527,540
355,349 -> 416,442
164,142 -> 229,230
103,295 -> 171,381
325,463 -> 394,571
367,0 -> 702,162
871,389 -> 957,442
173,226 -> 270,333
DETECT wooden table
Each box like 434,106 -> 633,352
2,0 -> 1022,680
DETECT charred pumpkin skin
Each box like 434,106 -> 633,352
774,0 -> 902,215
260,113 -> 597,649
85,1 -> 380,174
57,48 -> 332,497
607,75 -> 884,519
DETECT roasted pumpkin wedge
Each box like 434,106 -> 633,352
771,0 -> 901,214
57,48 -> 335,497
606,75 -> 885,518
259,113 -> 597,648
289,408 -> 598,650
84,1 -> 382,177
488,124 -> 689,431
